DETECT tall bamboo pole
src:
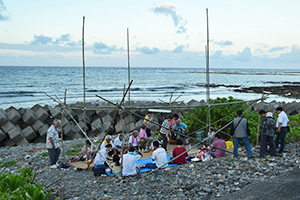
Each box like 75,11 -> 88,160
127,28 -> 131,134
120,85 -> 126,177
82,16 -> 87,139
59,89 -> 67,160
256,88 -> 264,146
206,8 -> 211,136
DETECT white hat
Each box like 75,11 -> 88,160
266,112 -> 273,118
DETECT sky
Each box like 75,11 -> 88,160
0,0 -> 300,69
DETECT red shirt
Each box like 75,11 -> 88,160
169,119 -> 176,130
172,146 -> 188,164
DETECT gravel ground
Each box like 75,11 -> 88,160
1,139 -> 300,200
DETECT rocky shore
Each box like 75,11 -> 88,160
1,139 -> 299,200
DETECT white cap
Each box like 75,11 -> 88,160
266,112 -> 273,118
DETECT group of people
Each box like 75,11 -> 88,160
45,107 -> 289,172
229,107 -> 289,159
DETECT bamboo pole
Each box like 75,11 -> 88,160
82,16 -> 87,143
59,89 -> 67,161
127,28 -> 131,133
206,8 -> 211,138
256,88 -> 264,146
66,98 -> 265,111
120,85 -> 126,177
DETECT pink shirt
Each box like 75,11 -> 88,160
212,139 -> 226,157
139,128 -> 147,139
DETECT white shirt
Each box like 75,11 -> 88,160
46,125 -> 60,149
122,153 -> 141,176
113,136 -> 123,150
129,135 -> 139,147
152,147 -> 168,168
94,148 -> 108,165
100,140 -> 113,149
276,111 -> 289,127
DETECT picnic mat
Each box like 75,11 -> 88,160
106,155 -> 178,176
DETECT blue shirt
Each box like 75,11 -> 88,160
173,123 -> 187,132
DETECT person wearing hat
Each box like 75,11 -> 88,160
275,107 -> 289,154
230,110 -> 253,158
259,110 -> 277,157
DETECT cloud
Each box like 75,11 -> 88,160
274,44 -> 300,63
211,50 -> 222,59
214,40 -> 233,47
30,34 -> 81,46
150,3 -> 187,34
268,46 -> 289,52
173,44 -> 189,53
0,0 -> 10,21
136,46 -> 159,54
93,42 -> 124,54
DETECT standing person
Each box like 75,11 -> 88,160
172,139 -> 188,164
146,141 -> 168,169
129,130 -> 140,151
169,114 -> 178,140
230,110 -> 253,158
160,115 -> 173,151
144,111 -> 153,138
211,133 -> 226,158
173,119 -> 188,145
139,124 -> 153,152
46,119 -> 62,169
122,146 -> 143,176
259,111 -> 277,157
275,107 -> 289,154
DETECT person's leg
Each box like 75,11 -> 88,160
275,132 -> 280,150
259,134 -> 267,158
279,128 -> 288,153
233,137 -> 239,158
146,163 -> 157,169
139,138 -> 146,149
54,147 -> 61,164
241,137 -> 253,158
162,134 -> 167,151
146,128 -> 151,137
47,148 -> 56,166
211,152 -> 216,158
268,136 -> 277,156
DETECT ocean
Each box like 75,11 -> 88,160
1,66 -> 300,110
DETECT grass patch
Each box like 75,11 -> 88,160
0,161 -> 17,168
95,141 -> 101,144
224,158 -> 234,162
66,149 -> 82,155
40,152 -> 49,157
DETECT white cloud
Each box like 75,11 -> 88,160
93,42 -> 124,54
0,0 -> 9,21
136,46 -> 159,54
150,3 -> 187,34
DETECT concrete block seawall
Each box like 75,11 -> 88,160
0,100 -> 299,147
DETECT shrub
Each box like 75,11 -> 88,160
0,161 -> 17,168
0,168 -> 53,200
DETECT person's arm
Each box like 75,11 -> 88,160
277,122 -> 282,133
230,122 -> 234,137
48,137 -> 55,149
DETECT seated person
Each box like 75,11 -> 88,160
146,141 -> 168,169
211,133 -> 226,158
113,134 -> 127,154
81,140 -> 97,158
172,139 -> 188,164
100,135 -> 116,156
129,130 -> 140,151
122,146 -> 143,176
208,127 -> 215,145
94,144 -> 112,168
139,124 -> 153,152
173,119 -> 188,145
110,154 -> 121,175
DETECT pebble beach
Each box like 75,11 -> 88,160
1,138 -> 300,200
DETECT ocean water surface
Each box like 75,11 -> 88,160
0,66 -> 300,110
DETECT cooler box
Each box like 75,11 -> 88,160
226,141 -> 233,149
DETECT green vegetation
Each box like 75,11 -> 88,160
0,161 -> 17,168
0,168 -> 54,200
40,152 -> 49,157
182,96 -> 300,145
66,148 -> 81,155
